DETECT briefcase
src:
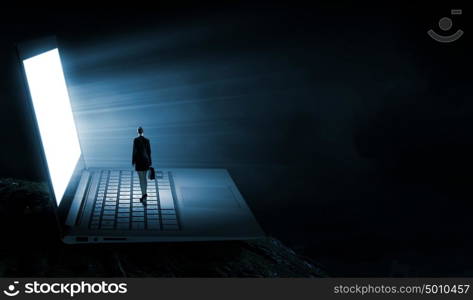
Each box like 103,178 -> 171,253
149,167 -> 156,180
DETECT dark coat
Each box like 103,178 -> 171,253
132,136 -> 152,171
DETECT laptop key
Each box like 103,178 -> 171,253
117,223 -> 130,229
158,190 -> 174,209
147,223 -> 161,230
132,222 -> 145,230
162,219 -> 178,225
147,217 -> 159,223
163,225 -> 179,231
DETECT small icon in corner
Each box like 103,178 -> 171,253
428,9 -> 463,43
3,282 -> 20,297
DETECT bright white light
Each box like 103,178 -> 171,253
23,49 -> 81,205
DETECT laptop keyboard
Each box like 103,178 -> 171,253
89,170 -> 180,231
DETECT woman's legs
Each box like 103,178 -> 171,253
137,170 -> 148,197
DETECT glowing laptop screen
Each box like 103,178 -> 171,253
23,48 -> 81,205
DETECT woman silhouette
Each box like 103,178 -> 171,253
132,126 -> 152,204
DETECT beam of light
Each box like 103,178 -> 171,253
23,49 -> 81,205
60,19 -> 314,170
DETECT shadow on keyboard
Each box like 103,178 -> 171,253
89,170 -> 180,231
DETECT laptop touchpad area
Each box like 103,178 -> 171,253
181,186 -> 241,209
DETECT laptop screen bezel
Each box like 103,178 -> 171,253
16,36 -> 85,236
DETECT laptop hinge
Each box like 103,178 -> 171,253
65,171 -> 90,226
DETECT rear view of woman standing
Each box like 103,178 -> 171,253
132,126 -> 152,204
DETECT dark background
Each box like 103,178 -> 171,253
0,3 -> 471,276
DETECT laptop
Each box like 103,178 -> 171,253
16,37 -> 264,244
